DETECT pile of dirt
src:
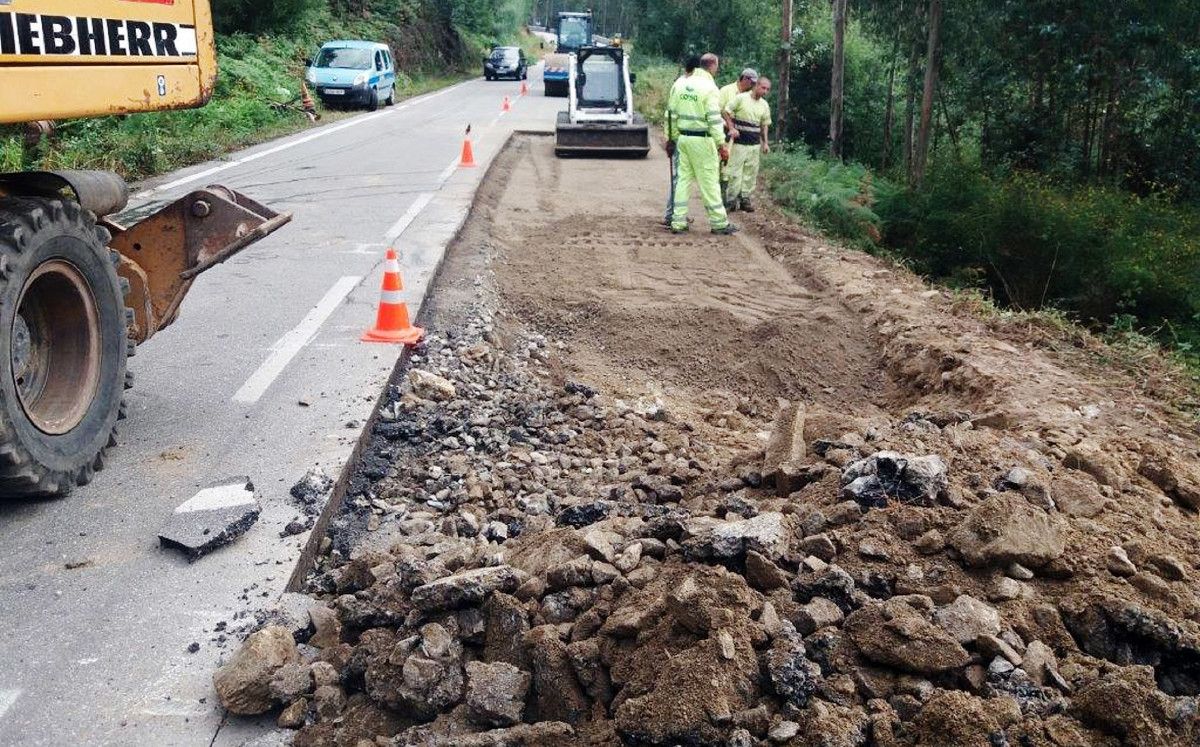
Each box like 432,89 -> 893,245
213,138 -> 1200,746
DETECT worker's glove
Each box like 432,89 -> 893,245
666,141 -> 676,157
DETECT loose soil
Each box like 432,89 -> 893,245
220,135 -> 1200,746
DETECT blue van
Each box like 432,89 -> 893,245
306,41 -> 397,110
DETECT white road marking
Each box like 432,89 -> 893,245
233,276 -> 362,404
132,82 -> 469,199
384,193 -> 435,243
437,156 -> 461,185
0,689 -> 20,720
174,482 -> 256,514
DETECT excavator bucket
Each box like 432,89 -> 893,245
104,186 -> 292,344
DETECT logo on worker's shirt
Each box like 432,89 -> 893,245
0,11 -> 198,58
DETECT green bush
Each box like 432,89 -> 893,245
768,150 -> 1200,352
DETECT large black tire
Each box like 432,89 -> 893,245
367,88 -> 379,112
0,197 -> 131,496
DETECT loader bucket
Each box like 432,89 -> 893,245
103,186 -> 292,344
555,112 -> 651,158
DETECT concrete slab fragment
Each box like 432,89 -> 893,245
159,478 -> 261,562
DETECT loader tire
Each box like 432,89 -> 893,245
0,197 -> 131,497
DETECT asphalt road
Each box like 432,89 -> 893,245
0,67 -> 562,746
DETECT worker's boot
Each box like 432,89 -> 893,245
712,223 -> 740,236
740,196 -> 756,213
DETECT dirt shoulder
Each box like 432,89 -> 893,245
217,135 -> 1200,746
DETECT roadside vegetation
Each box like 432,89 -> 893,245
618,0 -> 1200,373
0,0 -> 537,181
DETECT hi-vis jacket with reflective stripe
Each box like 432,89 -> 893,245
666,68 -> 723,145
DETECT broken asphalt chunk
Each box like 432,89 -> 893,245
158,477 -> 260,561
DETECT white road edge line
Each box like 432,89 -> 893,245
0,689 -> 20,720
133,82 -> 469,199
233,276 -> 362,404
384,193 -> 435,243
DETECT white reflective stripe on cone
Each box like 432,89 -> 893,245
384,258 -> 402,273
379,290 -> 406,305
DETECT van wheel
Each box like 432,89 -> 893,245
367,89 -> 379,112
385,87 -> 395,106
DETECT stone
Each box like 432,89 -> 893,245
1146,553 -> 1187,581
763,402 -> 808,495
408,369 -> 457,401
796,597 -> 845,635
310,661 -> 339,688
1106,546 -> 1137,577
718,629 -> 737,660
988,577 -> 1025,602
546,555 -> 594,590
410,565 -> 520,611
948,494 -> 1065,568
269,661 -> 313,703
214,625 -> 300,715
309,604 -> 342,649
484,593 -> 531,670
289,468 -> 333,517
744,550 -> 789,591
277,698 -> 307,729
844,598 -> 970,675
768,720 -> 800,742
766,636 -> 820,708
932,595 -> 1002,645
1021,640 -> 1058,687
841,451 -> 948,508
465,660 -> 531,727
799,533 -> 838,561
1007,562 -> 1035,580
1138,449 -> 1200,510
312,684 -> 346,722
976,634 -> 1022,666
710,512 -> 789,560
158,478 -> 261,561
614,542 -> 643,573
526,626 -> 588,726
1052,472 -> 1106,518
913,529 -> 944,555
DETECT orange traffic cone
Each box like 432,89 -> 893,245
459,125 -> 476,168
362,249 -> 424,345
300,80 -> 319,121
520,80 -> 529,96
502,96 -> 512,112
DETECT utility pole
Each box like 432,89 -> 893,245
778,0 -> 793,146
830,0 -> 847,159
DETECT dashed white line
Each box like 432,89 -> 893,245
233,276 -> 362,404
384,193 -> 435,243
0,689 -> 20,720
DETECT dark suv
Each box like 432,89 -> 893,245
484,47 -> 528,81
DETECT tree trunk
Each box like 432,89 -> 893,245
881,3 -> 903,170
902,1 -> 923,176
910,0 -> 942,189
777,0 -> 794,145
830,0 -> 848,160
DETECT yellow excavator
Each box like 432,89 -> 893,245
0,0 -> 290,495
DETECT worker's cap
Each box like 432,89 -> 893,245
740,68 -> 760,82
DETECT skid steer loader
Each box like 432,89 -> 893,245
0,0 -> 291,496
555,46 -> 650,158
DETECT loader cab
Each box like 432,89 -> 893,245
306,40 -> 396,111
571,47 -> 629,116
